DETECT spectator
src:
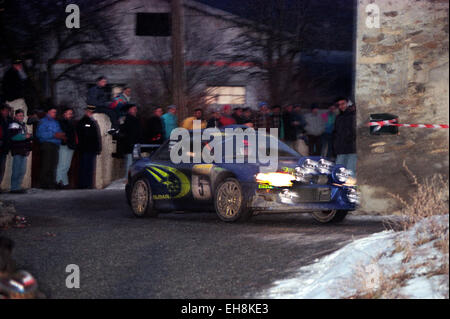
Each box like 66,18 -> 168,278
181,108 -> 207,130
282,104 -> 297,148
304,104 -> 325,156
2,59 -> 27,102
333,97 -> 357,176
321,104 -> 338,159
241,107 -> 254,127
254,102 -> 273,134
144,107 -> 164,144
109,86 -> 132,119
271,105 -> 284,140
76,105 -> 101,189
119,104 -> 142,179
56,107 -> 76,189
87,76 -> 118,132
206,109 -> 221,128
0,104 -> 13,189
232,107 -> 244,124
36,106 -> 66,189
292,104 -> 308,156
218,104 -> 236,127
8,109 -> 33,193
161,105 -> 178,140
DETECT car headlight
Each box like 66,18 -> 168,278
299,158 -> 319,175
317,158 -> 334,174
347,187 -> 360,204
333,166 -> 352,184
256,172 -> 296,187
294,166 -> 312,183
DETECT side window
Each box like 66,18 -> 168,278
153,142 -> 171,161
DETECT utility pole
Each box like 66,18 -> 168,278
171,0 -> 186,121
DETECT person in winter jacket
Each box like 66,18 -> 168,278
304,104 -> 325,156
320,104 -> 338,159
87,76 -> 118,131
118,104 -> 142,179
56,108 -> 77,188
36,107 -> 66,189
0,104 -> 13,188
2,60 -> 27,102
181,108 -> 207,130
76,105 -> 102,189
144,107 -> 164,144
8,109 -> 32,193
161,105 -> 178,140
333,97 -> 357,176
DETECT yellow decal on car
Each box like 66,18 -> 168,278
147,165 -> 190,199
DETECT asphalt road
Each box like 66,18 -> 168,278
1,188 -> 387,299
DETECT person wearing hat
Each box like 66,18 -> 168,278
117,103 -> 142,179
304,103 -> 325,156
76,105 -> 101,189
161,105 -> 178,140
8,109 -> 33,193
181,108 -> 207,130
56,107 -> 77,189
36,106 -> 66,189
333,97 -> 356,176
218,104 -> 236,127
87,76 -> 118,132
2,59 -> 28,102
254,102 -> 273,133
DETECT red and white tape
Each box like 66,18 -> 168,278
369,119 -> 449,132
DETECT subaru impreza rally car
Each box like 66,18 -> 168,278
125,127 -> 359,223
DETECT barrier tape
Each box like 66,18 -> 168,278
369,119 -> 449,132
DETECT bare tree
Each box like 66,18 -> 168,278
131,10 -> 240,118
0,0 -> 126,108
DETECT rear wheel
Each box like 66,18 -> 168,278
214,178 -> 252,222
130,178 -> 158,217
312,210 -> 348,224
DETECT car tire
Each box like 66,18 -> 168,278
130,178 -> 158,218
312,210 -> 348,224
214,177 -> 252,222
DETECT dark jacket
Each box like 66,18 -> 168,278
2,67 -> 26,102
76,116 -> 101,154
86,85 -> 109,109
8,120 -> 32,156
145,116 -> 164,144
118,114 -> 142,154
333,109 -> 356,155
283,111 -> 297,141
59,118 -> 77,150
0,115 -> 13,153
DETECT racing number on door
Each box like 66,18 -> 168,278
192,175 -> 212,200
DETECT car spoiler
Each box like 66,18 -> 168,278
132,144 -> 162,159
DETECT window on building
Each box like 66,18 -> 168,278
135,13 -> 171,37
205,86 -> 246,105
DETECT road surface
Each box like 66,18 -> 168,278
1,187 -> 387,298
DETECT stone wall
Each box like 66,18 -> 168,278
355,0 -> 449,213
92,114 -> 125,189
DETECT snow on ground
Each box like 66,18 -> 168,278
104,178 -> 127,190
258,215 -> 449,299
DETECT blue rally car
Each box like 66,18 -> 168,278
125,128 -> 359,223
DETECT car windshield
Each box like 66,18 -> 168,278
154,130 -> 300,164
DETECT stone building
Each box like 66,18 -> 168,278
355,0 -> 449,213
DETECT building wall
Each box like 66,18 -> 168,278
355,0 -> 449,213
52,0 -> 266,115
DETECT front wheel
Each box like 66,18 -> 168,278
312,210 -> 348,224
130,178 -> 158,218
214,178 -> 252,222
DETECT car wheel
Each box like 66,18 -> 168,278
130,178 -> 158,218
214,177 -> 252,222
312,210 -> 348,224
